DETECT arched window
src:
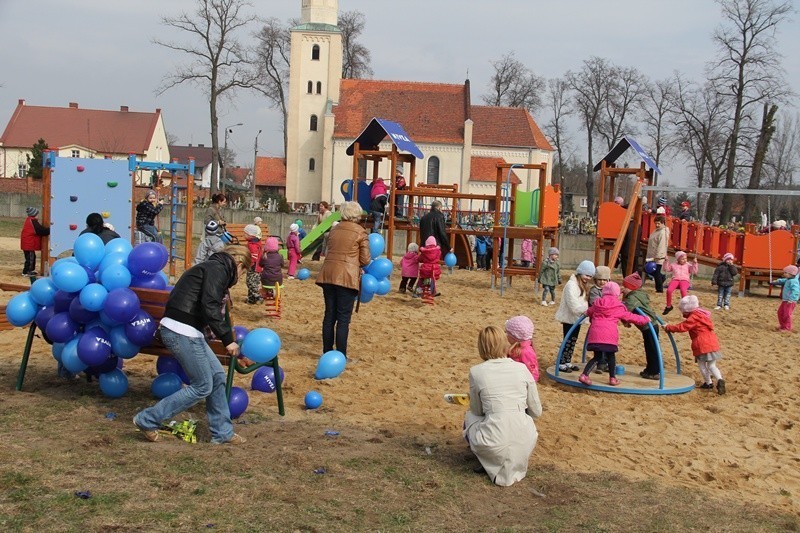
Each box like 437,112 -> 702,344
311,44 -> 320,60
307,81 -> 313,94
310,115 -> 318,131
309,158 -> 316,171
426,156 -> 440,185
316,81 -> 322,94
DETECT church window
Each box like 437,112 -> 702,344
426,156 -> 440,185
316,81 -> 322,94
312,44 -> 320,60
310,115 -> 318,131
307,81 -> 313,93
309,158 -> 316,171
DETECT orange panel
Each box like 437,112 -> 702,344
597,202 -> 627,239
742,231 -> 796,270
540,185 -> 561,228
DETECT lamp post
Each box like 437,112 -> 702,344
252,129 -> 262,206
221,122 -> 243,192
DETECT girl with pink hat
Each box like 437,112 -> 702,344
662,251 -> 698,315
504,316 -> 539,381
771,265 -> 800,332
711,253 -> 738,310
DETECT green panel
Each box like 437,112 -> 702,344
513,190 -> 540,226
279,211 -> 341,258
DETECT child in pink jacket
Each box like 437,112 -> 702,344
286,223 -> 302,278
399,242 -> 420,294
578,281 -> 650,386
418,236 -> 441,296
505,315 -> 539,381
520,238 -> 533,268
662,251 -> 698,314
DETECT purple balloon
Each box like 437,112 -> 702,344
228,386 -> 249,418
69,297 -> 99,325
151,372 -> 183,399
124,310 -> 158,346
45,311 -> 79,343
156,356 -> 190,384
83,266 -> 97,284
35,305 -> 55,331
53,290 -> 78,313
87,355 -> 122,377
130,274 -> 167,290
251,365 -> 284,393
128,243 -> 169,278
77,326 -> 112,366
103,288 -> 140,323
234,325 -> 249,344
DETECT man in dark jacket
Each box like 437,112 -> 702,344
419,200 -> 450,253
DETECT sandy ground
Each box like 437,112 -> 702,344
1,235 -> 798,513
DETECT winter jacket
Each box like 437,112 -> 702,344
400,251 -> 420,278
163,252 -> 238,346
623,289 -> 658,326
538,258 -> 560,286
370,194 -> 387,214
370,179 -> 388,199
194,235 -> 225,265
664,309 -> 721,357
204,205 -> 224,225
555,275 -> 588,324
418,245 -> 441,280
588,285 -> 603,306
521,240 -> 533,262
259,251 -> 284,285
246,239 -> 263,273
286,232 -> 301,256
509,340 -> 539,382
315,220 -> 371,291
419,209 -> 450,253
135,199 -> 163,228
475,236 -> 488,255
646,226 -> 670,264
585,295 -> 650,347
711,263 -> 738,288
20,216 -> 49,251
664,258 -> 698,281
773,276 -> 800,302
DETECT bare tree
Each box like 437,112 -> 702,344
165,131 -> 181,146
638,77 -> 679,174
708,0 -> 794,222
543,77 -> 574,214
483,52 -> 545,114
154,0 -> 257,195
597,65 -> 648,151
741,103 -> 778,222
253,17 -> 292,157
339,10 -> 373,79
567,56 -> 612,211
764,113 -> 800,220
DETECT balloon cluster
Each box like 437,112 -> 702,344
5,234 -> 170,398
360,233 -> 395,304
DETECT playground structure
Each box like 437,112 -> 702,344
593,137 -> 800,296
342,118 -> 561,286
261,283 -> 283,319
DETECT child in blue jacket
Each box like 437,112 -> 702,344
772,265 -> 800,332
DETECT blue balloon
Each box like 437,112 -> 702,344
304,391 -> 323,409
645,261 -> 658,275
128,242 -> 168,278
315,350 -> 346,379
444,252 -> 457,268
30,278 -> 58,306
228,386 -> 249,418
74,233 -> 106,270
77,326 -> 112,366
251,365 -> 284,393
99,252 -> 128,272
156,357 -> 189,384
296,268 -> 311,281
45,311 -> 79,343
103,288 -> 140,323
52,342 -> 65,363
234,325 -> 249,344
6,292 -> 39,327
61,336 -> 87,373
361,273 -> 378,295
69,297 -> 99,325
99,368 -> 128,398
53,290 -> 78,313
151,372 -> 183,399
79,283 -> 108,312
368,233 -> 385,259
157,271 -> 169,285
368,257 -> 393,279
124,310 -> 157,346
109,325 -> 141,359
82,266 -> 97,284
100,263 -> 132,291
88,355 -> 122,376
51,262 -> 89,293
241,328 -> 281,364
105,237 -> 133,257
51,257 -> 78,278
375,277 -> 391,296
35,305 -> 55,331
359,290 -> 374,304
130,274 -> 167,290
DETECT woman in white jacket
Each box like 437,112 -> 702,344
554,260 -> 595,372
464,326 -> 542,487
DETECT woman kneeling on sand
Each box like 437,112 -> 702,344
464,326 -> 543,486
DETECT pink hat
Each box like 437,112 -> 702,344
784,265 -> 799,276
678,295 -> 700,314
614,196 -> 624,205
505,316 -> 533,341
675,251 -> 687,261
601,281 -> 620,298
623,273 -> 642,290
722,253 -> 735,262
424,236 -> 437,247
265,237 -> 279,252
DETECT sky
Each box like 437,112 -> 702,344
1,0 -> 798,185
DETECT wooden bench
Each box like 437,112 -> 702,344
223,223 -> 269,245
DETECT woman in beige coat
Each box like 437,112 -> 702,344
464,326 -> 543,486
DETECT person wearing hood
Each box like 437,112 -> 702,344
194,220 -> 226,265
80,212 -> 120,244
20,206 -> 49,276
664,295 -> 726,394
133,245 -> 253,443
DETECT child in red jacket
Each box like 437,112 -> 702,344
417,236 -> 441,296
244,224 -> 263,304
20,207 -> 50,276
664,295 -> 726,395
578,281 -> 649,386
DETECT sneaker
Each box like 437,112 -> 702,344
724,305 -> 730,310
714,306 -> 721,310
716,379 -> 726,395
558,364 -> 573,373
288,276 -> 295,280
578,374 -> 592,386
570,364 -> 580,371
549,301 -> 556,306
662,306 -> 673,315
699,382 -> 714,389
608,377 -> 620,386
541,301 -> 548,306
226,433 -> 247,445
133,416 -> 159,442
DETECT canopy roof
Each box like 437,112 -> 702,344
345,118 -> 424,159
593,135 -> 662,174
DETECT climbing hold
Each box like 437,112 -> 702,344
101,212 -> 110,218
76,165 -> 85,172
70,196 -> 78,202
107,181 -> 118,188
69,224 -> 78,230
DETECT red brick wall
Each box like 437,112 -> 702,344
0,177 -> 43,195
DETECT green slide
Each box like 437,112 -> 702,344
279,211 -> 341,258
513,189 -> 540,226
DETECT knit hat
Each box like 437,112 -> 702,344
678,295 -> 700,314
264,237 -> 279,252
26,207 -> 39,217
658,196 -> 668,206
407,242 -> 419,253
505,315 -> 534,342
614,196 -> 624,205
146,190 -> 157,199
623,272 -> 642,290
254,216 -> 263,225
289,223 -> 299,233
424,236 -> 437,247
575,260 -> 596,276
601,281 -> 621,298
548,247 -> 559,256
675,251 -> 687,261
244,224 -> 261,239
681,201 -> 690,208
722,253 -> 735,262
205,220 -> 220,235
784,265 -> 799,277
773,220 -> 787,229
594,265 -> 611,280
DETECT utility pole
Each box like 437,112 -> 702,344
221,122 -> 243,193
252,129 -> 262,207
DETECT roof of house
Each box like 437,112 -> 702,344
469,156 -> 521,184
332,80 -> 553,152
169,144 -> 213,168
0,100 -> 162,155
227,167 -> 250,185
255,156 -> 286,187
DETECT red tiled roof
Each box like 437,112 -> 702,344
333,80 -> 468,144
469,156 -> 521,184
227,167 -> 250,184
0,100 -> 161,155
470,105 -> 554,151
255,156 -> 286,186
169,144 -> 213,168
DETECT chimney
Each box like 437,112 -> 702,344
69,102 -> 78,109
198,144 -> 205,148
120,105 -> 129,112
188,143 -> 193,147
18,99 -> 25,106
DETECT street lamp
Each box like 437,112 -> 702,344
221,122 -> 243,192
252,129 -> 262,205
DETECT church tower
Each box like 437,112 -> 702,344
285,0 -> 342,203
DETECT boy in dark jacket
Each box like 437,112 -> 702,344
621,272 -> 661,380
711,253 -> 738,310
20,207 -> 50,276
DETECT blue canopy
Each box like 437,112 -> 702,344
345,118 -> 424,159
593,135 -> 662,174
